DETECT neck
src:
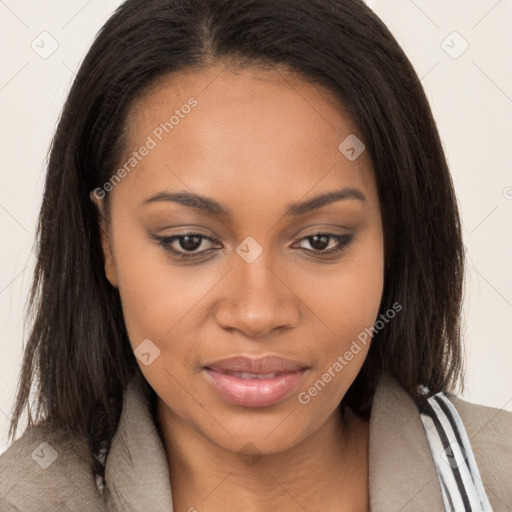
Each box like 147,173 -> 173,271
156,401 -> 369,512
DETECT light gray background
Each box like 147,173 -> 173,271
1,0 -> 511,455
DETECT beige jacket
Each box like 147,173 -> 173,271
1,374 -> 511,511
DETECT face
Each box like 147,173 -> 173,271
94,63 -> 384,457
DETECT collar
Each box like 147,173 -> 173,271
368,374 -> 445,510
104,373 -> 444,511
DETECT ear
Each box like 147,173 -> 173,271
89,191 -> 119,288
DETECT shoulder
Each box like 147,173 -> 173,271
0,424 -> 105,511
447,394 -> 512,509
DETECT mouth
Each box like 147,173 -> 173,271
202,355 -> 308,408
212,371 -> 290,379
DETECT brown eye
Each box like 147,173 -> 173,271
152,233 -> 219,258
292,233 -> 354,254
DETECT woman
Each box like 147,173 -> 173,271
1,0 -> 510,510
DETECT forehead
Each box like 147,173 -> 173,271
113,64 -> 377,219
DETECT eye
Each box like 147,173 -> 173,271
152,232 -> 219,259
291,232 -> 354,255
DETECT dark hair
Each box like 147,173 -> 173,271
9,0 -> 465,488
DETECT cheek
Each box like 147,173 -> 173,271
296,223 -> 384,406
109,217 -> 221,347
111,232 -> 216,399
301,221 -> 384,344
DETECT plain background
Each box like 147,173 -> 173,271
0,0 -> 511,455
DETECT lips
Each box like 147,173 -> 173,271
205,355 -> 306,374
203,355 -> 308,407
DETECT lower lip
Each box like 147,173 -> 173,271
203,368 -> 306,407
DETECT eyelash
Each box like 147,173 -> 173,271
152,231 -> 354,261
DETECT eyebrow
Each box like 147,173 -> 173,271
142,187 -> 366,217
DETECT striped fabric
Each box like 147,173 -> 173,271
418,388 -> 493,511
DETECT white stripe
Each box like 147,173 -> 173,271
422,393 -> 494,512
436,394 -> 493,511
420,411 -> 465,511
428,397 -> 484,510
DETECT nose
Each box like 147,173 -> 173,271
215,251 -> 300,339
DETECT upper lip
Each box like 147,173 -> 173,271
204,355 -> 307,374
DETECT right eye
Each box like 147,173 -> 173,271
152,232 -> 221,259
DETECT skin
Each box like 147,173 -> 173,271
92,63 -> 384,511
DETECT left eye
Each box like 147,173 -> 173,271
291,233 -> 352,253
153,233 -> 217,257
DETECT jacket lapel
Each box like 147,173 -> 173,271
104,374 -> 175,512
369,373 -> 445,511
